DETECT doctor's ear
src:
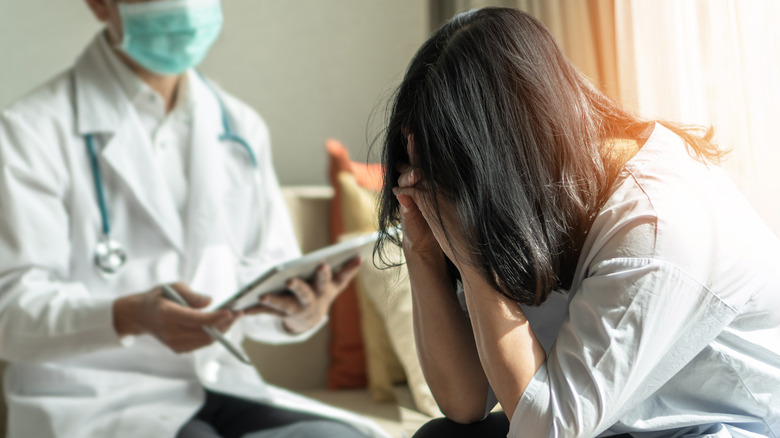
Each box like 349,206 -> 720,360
84,0 -> 115,22
84,0 -> 123,44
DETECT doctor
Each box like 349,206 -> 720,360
0,0 -> 387,437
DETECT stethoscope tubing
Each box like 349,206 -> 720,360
83,73 -> 258,275
200,72 -> 258,168
85,133 -> 111,236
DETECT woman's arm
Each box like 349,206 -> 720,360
405,249 -> 491,423
458,265 -> 546,421
478,259 -> 737,438
394,170 -> 545,420
394,136 -> 491,421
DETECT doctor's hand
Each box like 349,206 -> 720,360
113,283 -> 239,353
243,257 -> 363,334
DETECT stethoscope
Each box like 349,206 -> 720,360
84,75 -> 258,275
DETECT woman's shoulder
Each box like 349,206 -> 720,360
587,124 -> 730,262
578,124 -> 780,309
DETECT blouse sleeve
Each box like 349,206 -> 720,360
509,257 -> 738,437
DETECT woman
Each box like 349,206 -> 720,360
377,7 -> 780,438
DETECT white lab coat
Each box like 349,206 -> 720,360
0,36 -> 390,438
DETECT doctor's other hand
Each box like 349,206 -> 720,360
245,257 -> 363,334
113,283 -> 239,353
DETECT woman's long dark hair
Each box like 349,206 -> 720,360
375,7 -> 720,306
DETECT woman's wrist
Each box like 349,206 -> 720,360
403,244 -> 448,270
404,247 -> 461,302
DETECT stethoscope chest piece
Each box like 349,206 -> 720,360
94,234 -> 127,275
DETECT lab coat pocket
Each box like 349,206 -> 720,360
219,179 -> 257,254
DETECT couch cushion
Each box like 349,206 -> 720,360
325,139 -> 383,390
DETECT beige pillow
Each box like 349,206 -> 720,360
337,172 -> 441,417
354,275 -> 406,402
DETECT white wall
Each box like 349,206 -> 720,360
0,1 -> 429,185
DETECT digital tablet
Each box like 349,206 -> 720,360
216,231 -> 384,311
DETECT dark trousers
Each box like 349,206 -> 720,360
176,390 -> 367,438
412,414 -> 635,437
412,413 -> 510,438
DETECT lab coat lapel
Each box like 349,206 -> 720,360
101,120 -> 185,252
183,73 -> 223,279
74,36 -> 185,252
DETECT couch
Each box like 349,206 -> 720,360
0,186 -> 432,438
246,186 -> 432,437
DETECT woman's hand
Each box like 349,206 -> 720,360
393,134 -> 468,266
393,134 -> 447,260
113,283 -> 239,353
244,257 -> 362,334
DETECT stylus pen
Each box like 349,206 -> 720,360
161,285 -> 253,365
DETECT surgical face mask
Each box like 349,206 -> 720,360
117,0 -> 223,75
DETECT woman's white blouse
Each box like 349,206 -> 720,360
508,124 -> 780,437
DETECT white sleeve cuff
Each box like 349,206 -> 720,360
66,294 -> 129,349
1,291 -> 130,362
509,363 -> 552,438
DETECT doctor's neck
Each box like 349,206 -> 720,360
130,65 -> 181,114
107,33 -> 181,113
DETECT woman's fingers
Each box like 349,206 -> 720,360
396,193 -> 416,214
395,162 -> 413,174
399,168 -> 421,188
395,162 -> 421,188
394,185 -> 456,258
393,187 -> 436,237
397,133 -> 421,188
392,185 -> 418,201
393,186 -> 430,219
406,134 -> 417,166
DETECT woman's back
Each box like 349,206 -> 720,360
523,123 -> 780,437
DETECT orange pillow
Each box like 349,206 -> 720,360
326,139 -> 383,389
